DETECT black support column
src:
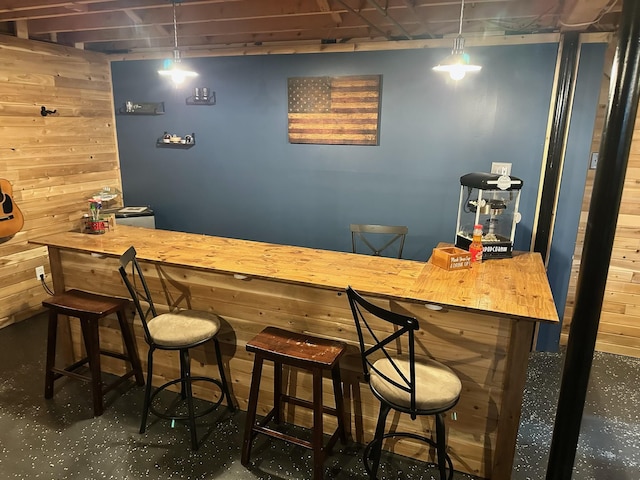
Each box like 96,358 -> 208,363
533,32 -> 579,261
546,2 -> 640,479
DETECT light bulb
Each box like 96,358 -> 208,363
158,66 -> 198,85
449,67 -> 466,81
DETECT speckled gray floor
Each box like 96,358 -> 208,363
514,348 -> 640,480
0,314 -> 638,479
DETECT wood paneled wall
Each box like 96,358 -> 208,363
0,35 -> 122,329
561,36 -> 640,358
51,244 -> 534,479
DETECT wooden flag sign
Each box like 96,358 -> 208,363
287,75 -> 382,146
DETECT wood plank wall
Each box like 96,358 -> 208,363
0,35 -> 122,329
55,247 -> 524,478
561,36 -> 640,357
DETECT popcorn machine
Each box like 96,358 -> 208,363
455,172 -> 523,259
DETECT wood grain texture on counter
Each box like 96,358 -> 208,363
30,226 -> 558,324
30,226 -> 558,479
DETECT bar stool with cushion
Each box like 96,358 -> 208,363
43,289 -> 145,417
346,286 -> 462,480
118,245 -> 234,451
241,326 -> 347,480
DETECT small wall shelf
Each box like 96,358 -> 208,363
185,93 -> 216,106
156,133 -> 195,149
119,102 -> 165,115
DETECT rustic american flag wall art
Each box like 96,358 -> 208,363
287,75 -> 382,146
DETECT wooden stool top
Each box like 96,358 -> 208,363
42,289 -> 130,317
246,327 -> 346,368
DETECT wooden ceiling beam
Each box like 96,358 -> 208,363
401,0 -> 433,38
59,12 -> 419,43
84,25 -> 390,52
14,20 -> 29,39
366,0 -> 413,39
21,0 -> 357,32
0,1 -> 621,55
316,0 -> 342,24
559,0 -> 619,31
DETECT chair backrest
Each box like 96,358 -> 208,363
350,224 -> 408,258
118,245 -> 156,341
346,286 -> 419,413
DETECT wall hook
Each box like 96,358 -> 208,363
41,106 -> 57,116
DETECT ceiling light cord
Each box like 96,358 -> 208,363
432,0 -> 481,81
158,0 -> 198,85
172,1 -> 179,51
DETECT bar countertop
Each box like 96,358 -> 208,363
30,225 -> 558,324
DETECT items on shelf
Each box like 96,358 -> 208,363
118,101 -> 165,115
186,86 -> 216,105
156,132 -> 195,148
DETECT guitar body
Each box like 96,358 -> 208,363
0,178 -> 25,238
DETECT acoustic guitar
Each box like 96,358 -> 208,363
0,178 -> 25,238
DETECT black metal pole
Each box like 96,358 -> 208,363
546,3 -> 640,479
533,32 -> 579,261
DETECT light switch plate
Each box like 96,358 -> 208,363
491,162 -> 512,176
590,152 -> 598,170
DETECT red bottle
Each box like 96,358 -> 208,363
469,224 -> 483,263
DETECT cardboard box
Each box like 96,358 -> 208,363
431,247 -> 471,270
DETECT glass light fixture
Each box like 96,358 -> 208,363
158,0 -> 198,85
433,0 -> 481,81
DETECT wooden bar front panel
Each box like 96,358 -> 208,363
32,227 -> 558,479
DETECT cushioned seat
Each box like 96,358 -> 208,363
346,286 -> 462,480
371,357 -> 462,411
147,310 -> 221,347
118,246 -> 234,450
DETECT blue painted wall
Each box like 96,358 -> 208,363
112,45 -> 558,260
538,42 -> 608,351
111,42 -> 605,350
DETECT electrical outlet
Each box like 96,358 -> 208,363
491,162 -> 512,176
35,266 -> 45,280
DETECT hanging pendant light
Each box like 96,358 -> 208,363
158,0 -> 198,85
433,0 -> 481,81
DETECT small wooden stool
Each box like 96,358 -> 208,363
241,327 -> 347,480
43,289 -> 145,416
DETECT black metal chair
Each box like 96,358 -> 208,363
350,224 -> 408,259
118,246 -> 234,450
346,286 -> 462,480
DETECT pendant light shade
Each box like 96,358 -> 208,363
433,0 -> 481,80
158,1 -> 198,85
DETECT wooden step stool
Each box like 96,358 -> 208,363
241,326 -> 347,480
43,289 -> 145,416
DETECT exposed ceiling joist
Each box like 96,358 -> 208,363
0,0 -> 621,56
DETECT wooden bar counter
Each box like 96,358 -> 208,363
31,226 -> 558,479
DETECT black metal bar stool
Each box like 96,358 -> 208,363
118,246 -> 235,451
346,286 -> 462,480
43,289 -> 145,416
241,326 -> 347,480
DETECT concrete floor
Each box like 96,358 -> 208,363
0,313 -> 638,479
